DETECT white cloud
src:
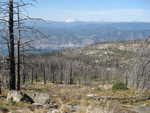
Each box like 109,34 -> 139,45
65,18 -> 77,23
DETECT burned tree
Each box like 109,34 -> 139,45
8,0 -> 16,90
0,0 -> 44,90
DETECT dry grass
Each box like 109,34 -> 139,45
22,83 -> 150,106
0,82 -> 149,113
0,99 -> 32,113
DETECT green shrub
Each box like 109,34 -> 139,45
112,82 -> 128,90
95,87 -> 102,91
8,98 -> 16,105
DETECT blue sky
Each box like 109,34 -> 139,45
28,0 -> 150,22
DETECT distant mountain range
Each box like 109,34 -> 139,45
29,21 -> 150,49
1,21 -> 150,54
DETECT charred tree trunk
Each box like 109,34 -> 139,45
125,73 -> 128,88
9,0 -> 16,90
22,68 -> 26,84
17,41 -> 20,90
0,80 -> 2,95
69,64 -> 73,84
35,72 -> 38,83
22,48 -> 25,85
60,64 -> 63,84
31,67 -> 34,84
17,5 -> 21,91
42,64 -> 46,84
51,64 -> 55,83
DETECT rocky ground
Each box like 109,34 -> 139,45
0,83 -> 150,113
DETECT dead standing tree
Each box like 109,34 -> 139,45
0,0 -> 29,90
16,3 -> 21,90
8,0 -> 16,90
0,0 -> 43,90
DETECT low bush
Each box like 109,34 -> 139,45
112,82 -> 128,90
